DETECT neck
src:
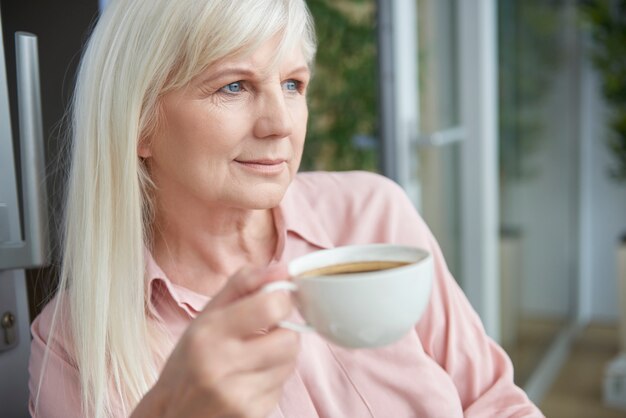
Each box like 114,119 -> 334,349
151,203 -> 278,296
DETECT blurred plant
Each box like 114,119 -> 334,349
498,0 -> 566,181
302,0 -> 378,172
581,0 -> 626,181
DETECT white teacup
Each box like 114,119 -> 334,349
263,244 -> 433,348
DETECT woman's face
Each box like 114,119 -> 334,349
141,37 -> 310,211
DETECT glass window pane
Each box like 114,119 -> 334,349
498,0 -> 579,386
415,0 -> 462,278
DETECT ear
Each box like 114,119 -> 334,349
137,135 -> 153,159
139,102 -> 164,159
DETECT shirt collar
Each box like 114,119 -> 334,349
144,176 -> 334,316
277,177 -> 334,251
144,248 -> 208,316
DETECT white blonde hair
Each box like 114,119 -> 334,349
35,0 -> 316,417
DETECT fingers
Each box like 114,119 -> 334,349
240,328 -> 301,372
151,264 -> 300,418
215,287 -> 294,337
196,264 -> 294,340
243,361 -> 298,398
220,356 -> 300,412
206,264 -> 289,311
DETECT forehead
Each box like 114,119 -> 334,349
205,37 -> 309,79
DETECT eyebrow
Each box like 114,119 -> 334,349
286,65 -> 311,77
285,65 -> 311,76
198,64 -> 311,86
199,67 -> 257,85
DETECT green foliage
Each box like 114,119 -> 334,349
301,0 -> 378,172
581,0 -> 626,181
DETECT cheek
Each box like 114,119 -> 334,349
292,103 -> 308,141
297,111 -> 308,150
156,107 -> 229,162
289,105 -> 308,173
148,126 -> 215,188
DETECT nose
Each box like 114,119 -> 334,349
253,88 -> 293,139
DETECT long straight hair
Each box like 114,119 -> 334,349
34,1 -> 316,416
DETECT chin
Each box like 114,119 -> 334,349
235,182 -> 289,209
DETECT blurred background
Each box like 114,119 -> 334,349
1,0 -> 625,417
302,1 -> 626,416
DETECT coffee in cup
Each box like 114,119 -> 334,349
297,260 -> 412,277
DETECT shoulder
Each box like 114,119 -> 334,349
293,170 -> 400,191
289,171 -> 429,246
30,293 -> 74,360
29,294 -> 82,417
292,170 -> 408,207
31,295 -> 61,339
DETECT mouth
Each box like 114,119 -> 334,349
233,159 -> 288,174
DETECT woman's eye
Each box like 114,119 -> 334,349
220,81 -> 243,94
283,79 -> 301,92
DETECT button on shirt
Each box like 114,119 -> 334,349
29,171 -> 544,417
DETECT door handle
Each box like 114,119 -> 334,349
413,126 -> 465,148
0,311 -> 17,351
0,32 -> 49,270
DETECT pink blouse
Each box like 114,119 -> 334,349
29,171 -> 544,417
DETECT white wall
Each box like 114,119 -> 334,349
513,8 -> 625,323
514,6 -> 581,319
582,62 -> 626,322
517,61 -> 579,319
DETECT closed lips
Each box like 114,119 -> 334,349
235,159 -> 285,164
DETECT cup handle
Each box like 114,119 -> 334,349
261,280 -> 314,334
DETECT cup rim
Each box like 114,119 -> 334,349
288,243 -> 431,282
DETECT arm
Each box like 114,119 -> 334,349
384,180 -> 544,417
30,265 -> 299,418
418,232 -> 542,417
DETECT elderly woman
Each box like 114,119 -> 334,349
28,0 -> 543,417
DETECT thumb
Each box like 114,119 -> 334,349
201,263 -> 290,312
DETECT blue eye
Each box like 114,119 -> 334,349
283,80 -> 300,92
220,82 -> 243,94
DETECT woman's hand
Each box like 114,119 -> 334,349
131,264 -> 299,418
